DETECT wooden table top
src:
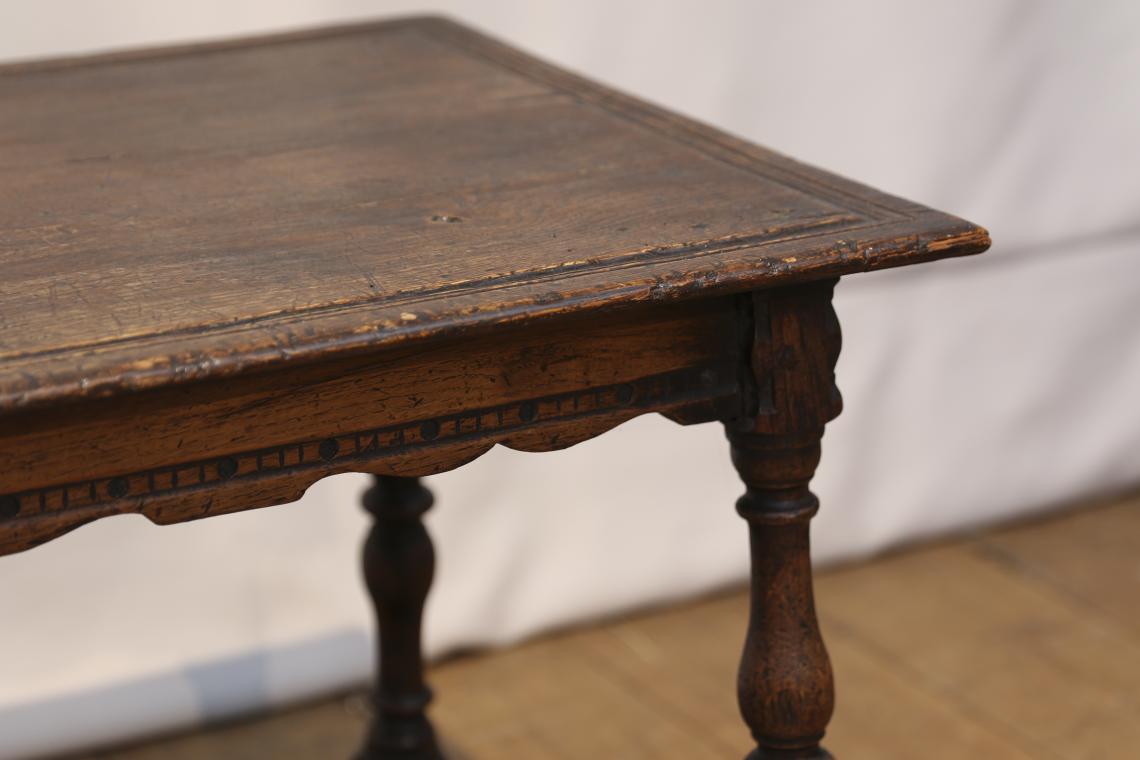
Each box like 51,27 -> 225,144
0,16 -> 988,415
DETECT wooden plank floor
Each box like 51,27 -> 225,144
73,492 -> 1140,759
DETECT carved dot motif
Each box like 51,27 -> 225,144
2,369 -> 704,528
107,478 -> 130,499
318,438 -> 340,462
420,420 -> 440,441
0,495 -> 20,519
615,384 -> 635,405
217,457 -> 239,479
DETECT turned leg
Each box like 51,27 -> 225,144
728,429 -> 834,759
357,475 -> 444,760
725,280 -> 843,758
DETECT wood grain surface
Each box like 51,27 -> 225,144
0,297 -> 741,554
0,15 -> 988,413
0,16 -> 996,757
726,281 -> 843,758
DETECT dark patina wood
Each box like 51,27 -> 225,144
0,16 -> 989,759
0,297 -> 743,553
360,476 -> 442,760
727,280 -> 843,759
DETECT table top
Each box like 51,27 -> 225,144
0,16 -> 988,415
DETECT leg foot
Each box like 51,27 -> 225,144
745,750 -> 834,760
357,476 -> 444,760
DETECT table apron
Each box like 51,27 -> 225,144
0,295 -> 747,555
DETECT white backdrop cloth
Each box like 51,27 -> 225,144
1,2 -> 1139,758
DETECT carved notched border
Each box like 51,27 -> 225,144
0,364 -> 737,551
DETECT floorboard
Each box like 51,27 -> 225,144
73,492 -> 1140,759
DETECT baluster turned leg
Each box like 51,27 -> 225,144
728,429 -> 834,759
725,280 -> 843,758
357,476 -> 444,760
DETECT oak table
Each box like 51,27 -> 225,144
0,17 -> 989,760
